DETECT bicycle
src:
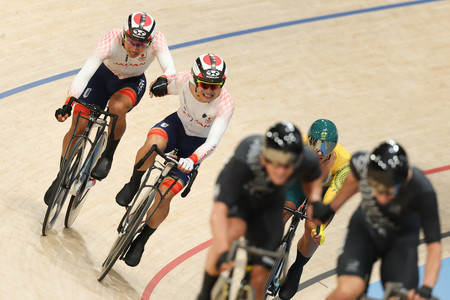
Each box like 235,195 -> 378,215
42,98 -> 118,236
361,282 -> 439,300
97,144 -> 198,281
211,239 -> 287,300
265,200 -> 308,298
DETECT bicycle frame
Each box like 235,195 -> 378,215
265,200 -> 308,297
213,239 -> 286,300
98,145 -> 199,281
65,100 -> 117,182
118,146 -> 180,235
42,98 -> 118,235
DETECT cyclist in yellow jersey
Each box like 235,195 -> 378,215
279,119 -> 351,299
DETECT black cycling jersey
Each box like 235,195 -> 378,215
350,151 -> 441,243
214,135 -> 321,258
337,151 -> 441,288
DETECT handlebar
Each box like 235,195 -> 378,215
69,97 -> 119,140
283,205 -> 307,221
135,144 -> 199,198
226,240 -> 286,263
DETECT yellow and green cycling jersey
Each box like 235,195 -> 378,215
286,135 -> 351,207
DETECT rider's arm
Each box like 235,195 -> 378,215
187,90 -> 235,165
297,147 -> 322,200
422,241 -> 442,289
67,30 -> 115,99
209,156 -> 251,271
210,201 -> 230,255
302,176 -> 323,204
416,189 -> 442,291
153,31 -> 176,77
329,170 -> 359,212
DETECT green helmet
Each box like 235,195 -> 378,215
307,119 -> 338,156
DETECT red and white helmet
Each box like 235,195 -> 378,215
191,53 -> 227,86
123,12 -> 157,44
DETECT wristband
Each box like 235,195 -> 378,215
416,285 -> 432,298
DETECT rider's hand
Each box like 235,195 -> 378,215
312,201 -> 334,223
178,157 -> 194,173
55,104 -> 72,122
150,76 -> 168,97
215,251 -> 234,272
311,226 -> 325,245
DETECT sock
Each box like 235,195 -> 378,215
290,250 -> 311,272
197,272 -> 219,300
102,136 -> 120,160
136,225 -> 156,246
130,167 -> 145,186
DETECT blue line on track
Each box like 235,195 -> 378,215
0,0 -> 443,100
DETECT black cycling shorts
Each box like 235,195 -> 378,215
337,207 -> 419,289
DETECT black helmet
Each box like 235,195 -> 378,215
368,140 -> 409,192
263,121 -> 303,166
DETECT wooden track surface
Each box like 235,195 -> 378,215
1,0 -> 449,299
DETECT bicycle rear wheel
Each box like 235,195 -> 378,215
98,189 -> 156,281
65,131 -> 107,228
42,139 -> 85,235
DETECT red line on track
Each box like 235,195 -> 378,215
142,164 -> 450,299
141,239 -> 212,300
423,164 -> 450,175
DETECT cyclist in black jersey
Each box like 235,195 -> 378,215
312,140 -> 442,300
196,122 -> 323,300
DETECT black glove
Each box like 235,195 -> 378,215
150,76 -> 168,97
55,104 -> 72,119
215,251 -> 229,270
415,285 -> 432,299
312,201 -> 334,223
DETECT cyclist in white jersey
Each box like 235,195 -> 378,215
116,53 -> 235,267
44,12 -> 176,205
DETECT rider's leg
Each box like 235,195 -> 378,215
326,275 -> 366,300
44,107 -> 88,205
279,219 -> 321,299
197,214 -> 247,300
116,133 -> 167,206
250,265 -> 271,300
124,180 -> 179,267
91,90 -> 134,180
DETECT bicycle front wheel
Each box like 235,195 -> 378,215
236,284 -> 255,300
98,189 -> 156,281
265,242 -> 288,298
42,139 -> 85,235
65,131 -> 107,228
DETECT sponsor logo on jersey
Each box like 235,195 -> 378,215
83,88 -> 92,98
137,79 -> 145,94
138,52 -> 147,62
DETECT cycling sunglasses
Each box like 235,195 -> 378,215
196,80 -> 223,90
124,36 -> 151,48
368,178 -> 402,195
